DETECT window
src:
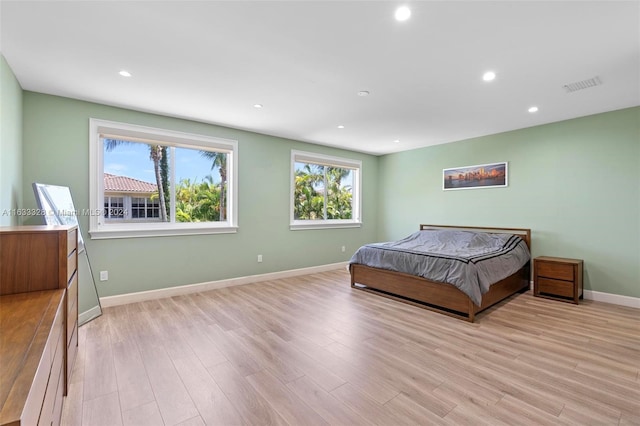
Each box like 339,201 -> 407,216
104,197 -> 124,219
131,197 -> 159,220
89,119 -> 238,239
290,150 -> 361,230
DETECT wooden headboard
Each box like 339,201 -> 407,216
419,224 -> 531,249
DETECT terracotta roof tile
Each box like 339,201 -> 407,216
104,173 -> 158,193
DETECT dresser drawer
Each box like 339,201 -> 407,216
66,253 -> 77,283
538,277 -> 574,298
66,229 -> 77,255
38,330 -> 64,426
67,273 -> 78,317
21,346 -> 51,426
50,299 -> 65,364
51,366 -> 64,426
536,261 -> 574,281
66,322 -> 78,392
67,297 -> 78,348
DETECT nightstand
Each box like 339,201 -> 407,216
534,256 -> 583,304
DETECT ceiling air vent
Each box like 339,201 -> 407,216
563,76 -> 602,93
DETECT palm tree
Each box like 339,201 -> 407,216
199,151 -> 227,221
294,164 -> 324,219
326,167 -> 352,219
327,166 -> 351,186
104,139 -> 168,222
159,146 -> 170,219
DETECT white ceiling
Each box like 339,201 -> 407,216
1,1 -> 638,155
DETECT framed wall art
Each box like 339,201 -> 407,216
443,162 -> 507,190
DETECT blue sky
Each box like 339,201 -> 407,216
104,141 -> 221,184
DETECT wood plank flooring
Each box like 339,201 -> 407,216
61,269 -> 640,425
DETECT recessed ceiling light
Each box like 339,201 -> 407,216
337,125 -> 345,129
357,90 -> 370,97
393,139 -> 400,143
482,71 -> 496,82
528,106 -> 539,113
119,70 -> 131,77
253,104 -> 263,108
395,6 -> 411,21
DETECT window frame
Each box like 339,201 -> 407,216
89,118 -> 238,239
290,150 -> 362,230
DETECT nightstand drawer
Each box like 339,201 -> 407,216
536,261 -> 574,281
538,277 -> 574,298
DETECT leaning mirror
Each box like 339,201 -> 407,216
33,183 -> 103,324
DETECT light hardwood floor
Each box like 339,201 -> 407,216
61,269 -> 640,425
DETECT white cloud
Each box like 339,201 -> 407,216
104,163 -> 126,173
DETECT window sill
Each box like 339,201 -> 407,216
290,221 -> 362,231
89,224 -> 238,239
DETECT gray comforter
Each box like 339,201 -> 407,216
349,230 -> 531,306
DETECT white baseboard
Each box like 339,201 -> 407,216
79,305 -> 103,325
100,261 -> 349,308
100,266 -> 639,310
529,281 -> 639,308
583,290 -> 640,309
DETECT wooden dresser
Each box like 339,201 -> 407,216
0,225 -> 79,426
0,290 -> 66,426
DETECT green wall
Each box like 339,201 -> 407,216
21,92 -> 379,298
15,89 -> 640,300
0,56 -> 23,225
377,107 -> 640,298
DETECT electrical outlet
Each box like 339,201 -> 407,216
257,254 -> 263,263
100,270 -> 108,281
341,246 -> 346,252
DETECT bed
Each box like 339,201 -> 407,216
349,224 -> 531,322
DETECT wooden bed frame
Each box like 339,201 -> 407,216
350,224 -> 531,322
